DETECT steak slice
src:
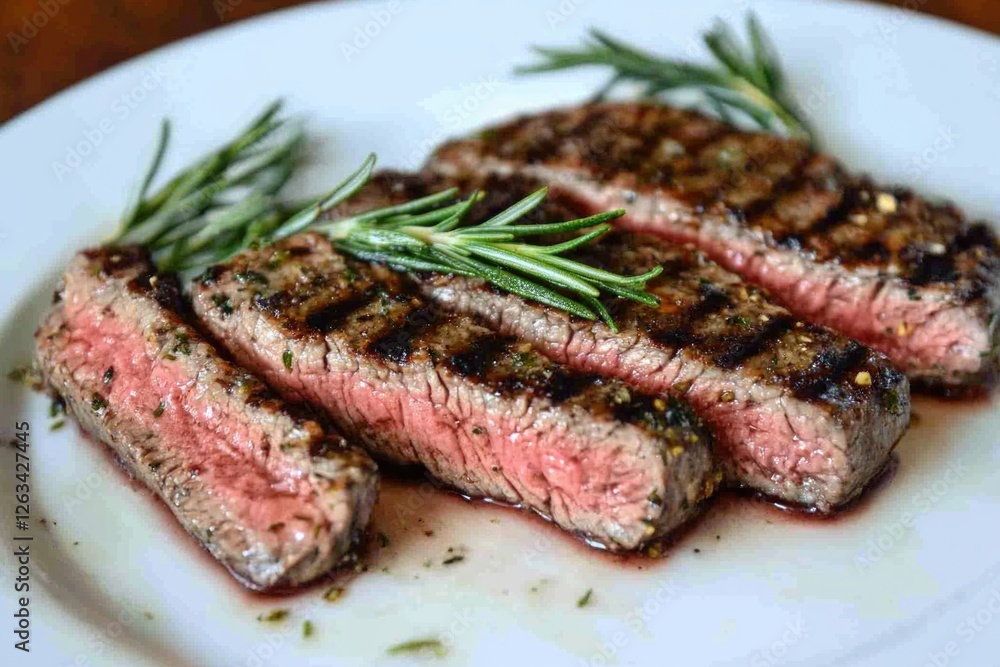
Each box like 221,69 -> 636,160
33,247 -> 378,590
190,234 -> 718,551
427,102 -> 1000,393
326,171 -> 910,512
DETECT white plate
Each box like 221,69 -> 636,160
2,0 -> 999,664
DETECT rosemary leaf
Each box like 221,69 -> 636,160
517,15 -> 814,143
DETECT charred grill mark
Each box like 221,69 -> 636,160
712,315 -> 795,369
774,181 -> 862,249
304,290 -> 381,333
649,283 -> 732,349
848,241 -> 891,264
735,154 -> 813,223
81,245 -> 148,276
367,306 -> 441,364
254,290 -> 292,317
534,369 -> 602,403
788,341 -> 871,403
644,257 -> 692,285
673,121 -> 730,157
954,222 -> 999,253
907,253 -> 959,286
447,334 -> 517,379
612,394 -> 702,435
448,332 -> 599,404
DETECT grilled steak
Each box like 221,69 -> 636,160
327,171 -> 910,512
190,234 -> 718,551
34,247 -> 378,590
428,102 -> 1000,393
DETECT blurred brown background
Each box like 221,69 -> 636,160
1,0 -> 997,124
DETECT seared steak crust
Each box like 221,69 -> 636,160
428,102 -> 1000,391
191,234 -> 718,551
327,172 -> 910,511
33,247 -> 378,590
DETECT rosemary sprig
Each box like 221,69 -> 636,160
117,105 -> 661,330
517,14 -> 814,143
114,100 -> 305,270
276,154 -> 661,329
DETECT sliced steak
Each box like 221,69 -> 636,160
190,234 -> 717,551
427,102 -> 1000,393
326,171 -> 910,512
33,247 -> 378,590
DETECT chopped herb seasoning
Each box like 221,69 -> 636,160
153,402 -> 166,418
442,555 -> 465,565
377,532 -> 390,548
387,638 -> 447,658
267,249 -> 290,269
342,266 -> 357,284
282,350 -> 293,371
257,609 -> 289,623
323,586 -> 345,602
268,522 -> 286,532
172,332 -> 191,355
49,397 -> 66,418
726,315 -> 751,329
6,366 -> 35,386
50,419 -> 65,431
302,620 -> 315,638
511,352 -> 537,368
471,427 -> 484,435
577,588 -> 593,608
103,367 -> 115,384
90,394 -> 107,412
211,294 -> 233,315
235,270 -> 268,285
883,388 -> 903,416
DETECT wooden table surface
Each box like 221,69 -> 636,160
0,0 -> 997,124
